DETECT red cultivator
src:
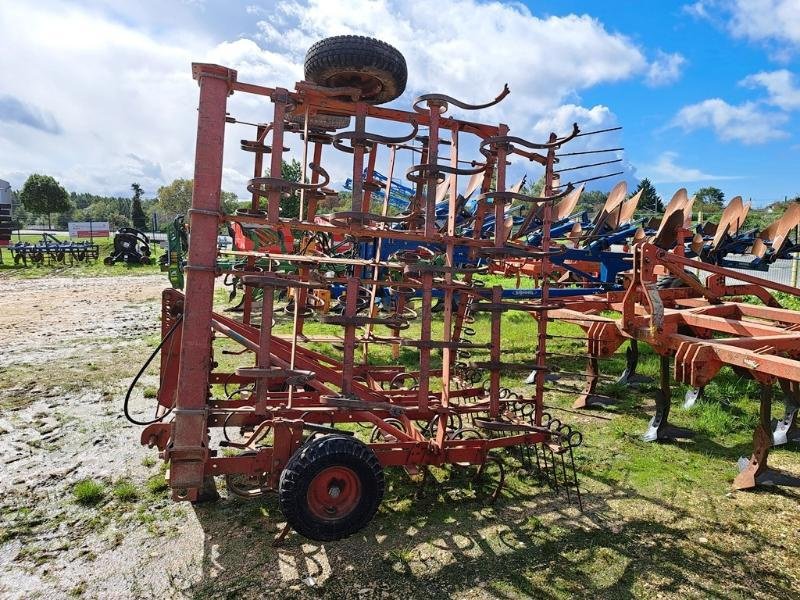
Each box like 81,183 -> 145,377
138,37 -> 583,541
135,36 -> 800,542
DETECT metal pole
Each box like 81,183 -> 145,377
170,63 -> 233,501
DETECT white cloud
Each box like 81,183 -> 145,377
645,51 -> 687,87
640,151 -> 740,183
740,69 -> 800,110
681,1 -> 713,20
0,0 -> 657,196
728,0 -> 800,48
254,0 -> 648,125
671,98 -> 789,144
683,0 -> 800,57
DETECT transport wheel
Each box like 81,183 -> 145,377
304,35 -> 407,105
279,434 -> 384,541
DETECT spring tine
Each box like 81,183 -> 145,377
559,451 -> 572,505
568,445 -> 583,511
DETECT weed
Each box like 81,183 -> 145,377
73,479 -> 106,506
112,480 -> 139,502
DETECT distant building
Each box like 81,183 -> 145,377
0,179 -> 10,205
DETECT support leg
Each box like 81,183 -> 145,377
642,355 -> 694,442
573,355 -> 615,409
616,340 -> 653,386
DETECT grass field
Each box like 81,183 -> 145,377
1,271 -> 798,598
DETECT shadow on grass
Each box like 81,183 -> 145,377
184,458 -> 798,599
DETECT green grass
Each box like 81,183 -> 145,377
112,480 -> 139,502
72,479 -> 106,506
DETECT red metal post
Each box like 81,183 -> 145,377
169,63 -> 234,500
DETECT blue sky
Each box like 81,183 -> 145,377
0,0 -> 798,206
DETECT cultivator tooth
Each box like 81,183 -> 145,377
683,387 -> 702,409
772,380 -> 800,446
641,356 -> 695,442
735,384 -> 800,489
616,340 -> 653,386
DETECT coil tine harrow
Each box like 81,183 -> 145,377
131,36 -> 592,543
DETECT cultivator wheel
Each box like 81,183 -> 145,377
278,435 -> 384,542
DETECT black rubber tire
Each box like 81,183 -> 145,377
304,35 -> 407,105
656,271 -> 701,289
287,113 -> 351,131
279,434 -> 384,541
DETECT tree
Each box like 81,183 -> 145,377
632,178 -> 663,213
279,159 -> 302,219
19,174 -> 71,229
157,178 -> 241,218
578,189 -> 608,213
157,178 -> 193,217
130,183 -> 147,230
693,186 -> 725,213
220,191 -> 241,215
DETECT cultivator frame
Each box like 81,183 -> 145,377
554,238 -> 800,489
142,62 -> 584,539
9,232 -> 99,266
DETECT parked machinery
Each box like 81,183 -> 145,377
134,36 -> 584,542
104,227 -> 153,265
133,36 -> 800,543
9,232 -> 99,266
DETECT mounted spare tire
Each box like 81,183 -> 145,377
304,35 -> 407,105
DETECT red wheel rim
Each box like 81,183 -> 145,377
306,466 -> 361,521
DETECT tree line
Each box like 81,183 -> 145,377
10,160 -> 310,231
10,168 -> 798,235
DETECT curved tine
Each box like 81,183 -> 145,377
462,171 -> 485,200
750,237 -> 767,259
769,202 -> 800,251
412,83 -> 510,114
332,120 -> 419,149
710,196 -> 743,250
690,232 -> 704,254
618,189 -> 642,225
734,201 -> 751,233
650,209 -> 685,249
554,183 -> 584,220
480,123 -> 580,156
682,194 -> 697,229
